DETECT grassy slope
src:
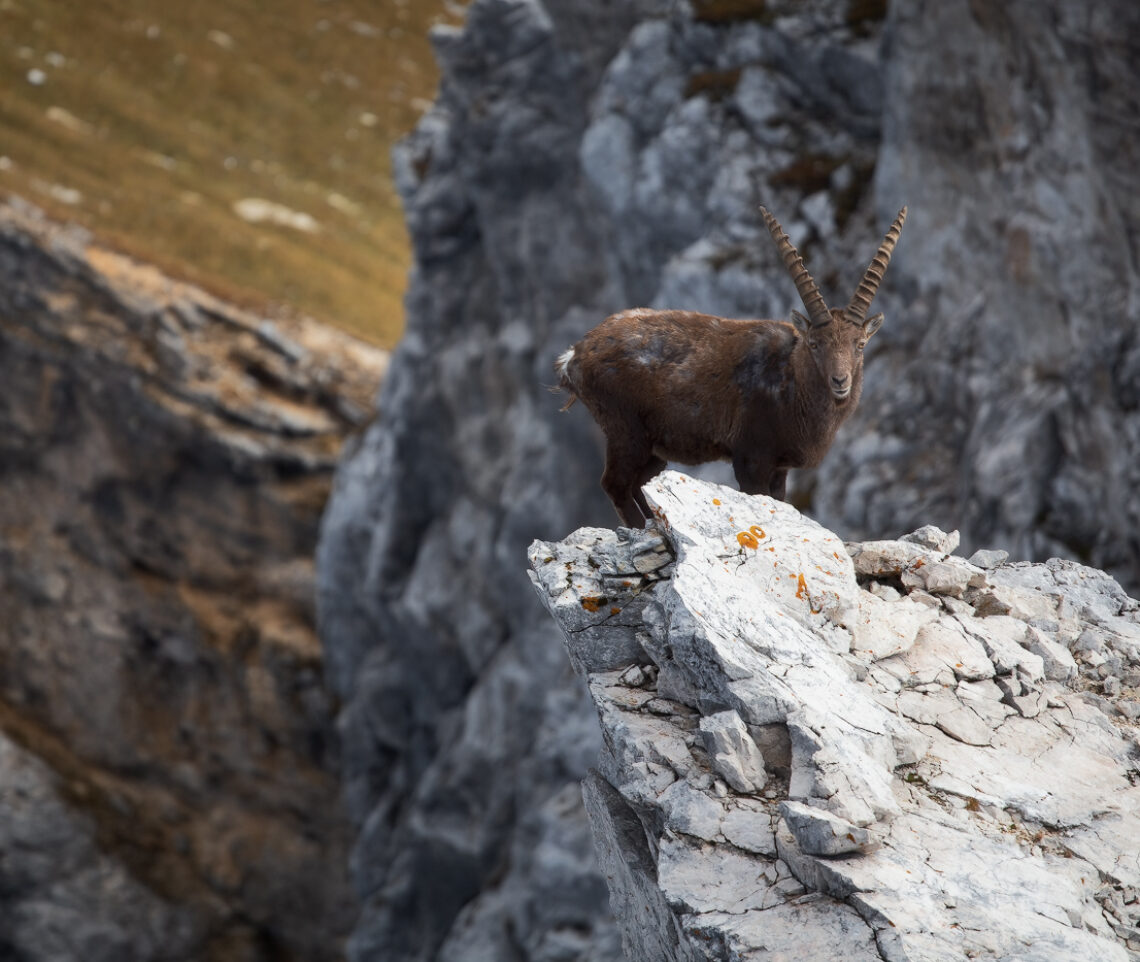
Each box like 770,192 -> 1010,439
0,0 -> 454,346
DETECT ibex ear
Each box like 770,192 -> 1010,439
862,313 -> 884,339
791,310 -> 812,336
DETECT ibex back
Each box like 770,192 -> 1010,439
556,206 -> 907,526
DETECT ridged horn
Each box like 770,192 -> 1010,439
845,206 -> 907,325
760,206 -> 831,328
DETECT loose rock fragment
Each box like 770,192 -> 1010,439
779,801 -> 872,856
698,710 -> 768,794
901,556 -> 987,598
620,664 -> 648,687
968,548 -> 1010,569
900,525 -> 960,554
846,539 -> 932,578
1025,625 -> 1079,683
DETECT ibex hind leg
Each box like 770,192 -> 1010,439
602,440 -> 658,527
632,456 -> 667,522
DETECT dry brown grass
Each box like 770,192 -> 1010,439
0,0 -> 456,346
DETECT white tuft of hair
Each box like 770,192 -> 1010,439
555,347 -> 575,380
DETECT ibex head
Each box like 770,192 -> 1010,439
761,206 -> 907,401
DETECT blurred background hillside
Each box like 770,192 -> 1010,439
0,0 -> 457,344
0,3 -> 458,959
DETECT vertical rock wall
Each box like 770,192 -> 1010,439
0,200 -> 387,960
816,0 -> 1140,581
318,2 -> 666,957
318,0 -> 1140,956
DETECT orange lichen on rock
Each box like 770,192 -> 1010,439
795,572 -> 808,600
749,525 -> 765,540
736,531 -> 759,549
580,595 -> 606,612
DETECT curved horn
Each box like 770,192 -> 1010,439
845,206 -> 907,325
760,206 -> 831,328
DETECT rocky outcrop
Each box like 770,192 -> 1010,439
317,0 -> 1139,956
0,198 -> 387,961
530,472 -> 1140,960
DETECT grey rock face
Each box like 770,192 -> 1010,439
319,0 -> 1139,955
319,1 -> 670,957
0,198 -> 383,961
0,733 -> 198,961
815,0 -> 1140,586
531,472 -> 1140,960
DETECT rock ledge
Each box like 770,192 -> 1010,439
530,472 -> 1140,962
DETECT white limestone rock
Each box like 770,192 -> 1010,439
969,548 -> 1010,569
779,801 -> 872,856
899,524 -> 961,554
837,592 -> 939,661
641,474 -> 921,827
658,780 -> 724,842
1024,624 -> 1079,683
720,802 -> 777,857
906,619 -> 996,683
698,710 -> 768,794
658,834 -> 780,914
581,771 -> 701,962
531,473 -> 1140,962
528,527 -> 664,676
846,538 -> 934,578
957,614 -> 1046,680
901,555 -> 988,597
685,900 -> 882,961
971,582 -> 1061,621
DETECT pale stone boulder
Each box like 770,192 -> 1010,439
779,800 -> 872,856
698,710 -> 768,794
531,472 -> 1140,961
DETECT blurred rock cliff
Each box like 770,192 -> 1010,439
0,197 -> 387,961
317,0 -> 1139,958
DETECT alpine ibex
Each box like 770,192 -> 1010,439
556,205 -> 907,526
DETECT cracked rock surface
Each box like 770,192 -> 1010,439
530,472 -> 1140,961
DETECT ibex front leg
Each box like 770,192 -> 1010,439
733,452 -> 779,499
768,468 -> 788,501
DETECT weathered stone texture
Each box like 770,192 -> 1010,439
531,472 -> 1140,960
0,198 -> 385,961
